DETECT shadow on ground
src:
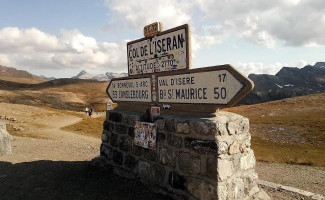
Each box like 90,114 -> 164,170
0,160 -> 172,200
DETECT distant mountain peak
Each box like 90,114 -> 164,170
240,62 -> 325,105
314,62 -> 325,69
72,70 -> 127,81
76,70 -> 88,76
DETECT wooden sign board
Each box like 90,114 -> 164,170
127,24 -> 190,76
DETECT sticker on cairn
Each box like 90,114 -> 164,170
134,121 -> 157,149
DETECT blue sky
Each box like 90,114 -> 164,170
0,0 -> 324,78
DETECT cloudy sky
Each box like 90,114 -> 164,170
0,0 -> 324,78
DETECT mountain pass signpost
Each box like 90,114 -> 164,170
107,23 -> 254,116
127,24 -> 190,76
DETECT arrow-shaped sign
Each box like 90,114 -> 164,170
107,77 -> 152,103
107,64 -> 253,110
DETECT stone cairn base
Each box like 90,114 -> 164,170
93,110 -> 270,200
0,121 -> 12,156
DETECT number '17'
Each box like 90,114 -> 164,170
218,73 -> 226,82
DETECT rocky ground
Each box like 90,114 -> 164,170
0,102 -> 324,199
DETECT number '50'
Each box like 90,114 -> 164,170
214,87 -> 226,99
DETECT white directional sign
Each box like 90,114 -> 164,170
158,70 -> 243,104
127,24 -> 190,76
107,65 -> 253,108
155,65 -> 253,107
107,78 -> 152,102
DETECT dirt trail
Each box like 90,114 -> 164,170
0,103 -> 170,200
0,103 -> 100,163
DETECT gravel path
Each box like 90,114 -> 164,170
256,161 -> 325,195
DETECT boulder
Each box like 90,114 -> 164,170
0,121 -> 12,155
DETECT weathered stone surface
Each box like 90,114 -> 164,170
245,135 -> 251,148
127,126 -> 135,137
159,146 -> 176,168
115,124 -> 128,134
101,132 -> 109,143
249,185 -> 260,196
131,144 -> 142,156
157,131 -> 166,143
184,138 -> 218,154
217,183 -> 228,200
176,122 -> 189,134
215,112 -> 249,136
228,141 -> 240,155
244,170 -> 259,192
168,171 -> 186,190
98,111 -> 265,200
232,178 -> 245,199
187,178 -> 218,200
110,133 -> 119,147
151,164 -> 166,183
206,156 -> 218,179
138,160 -> 151,178
215,115 -> 229,136
124,154 -> 137,170
240,142 -> 247,153
108,111 -> 123,122
103,120 -> 114,131
217,158 -> 233,181
240,149 -> 256,170
165,119 -> 175,132
143,148 -> 158,162
0,122 -> 12,155
154,119 -> 165,131
194,121 -> 216,136
217,141 -> 228,154
253,189 -> 271,200
179,151 -> 201,174
167,134 -> 182,148
100,144 -> 113,160
122,114 -> 140,126
112,149 -> 123,165
118,135 -> 131,152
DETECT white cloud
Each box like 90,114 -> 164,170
236,62 -> 285,76
1,1 -> 324,77
105,0 -> 192,30
194,0 -> 325,47
104,0 -> 325,50
297,60 -> 316,68
0,27 -> 127,75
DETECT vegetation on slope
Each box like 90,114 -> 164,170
225,93 -> 325,167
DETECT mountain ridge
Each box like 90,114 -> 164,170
0,65 -> 47,83
71,70 -> 127,81
240,62 -> 325,105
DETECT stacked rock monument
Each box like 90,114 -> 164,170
0,121 -> 12,156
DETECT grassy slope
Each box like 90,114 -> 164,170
0,79 -> 109,111
0,76 -> 45,84
225,93 -> 325,167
